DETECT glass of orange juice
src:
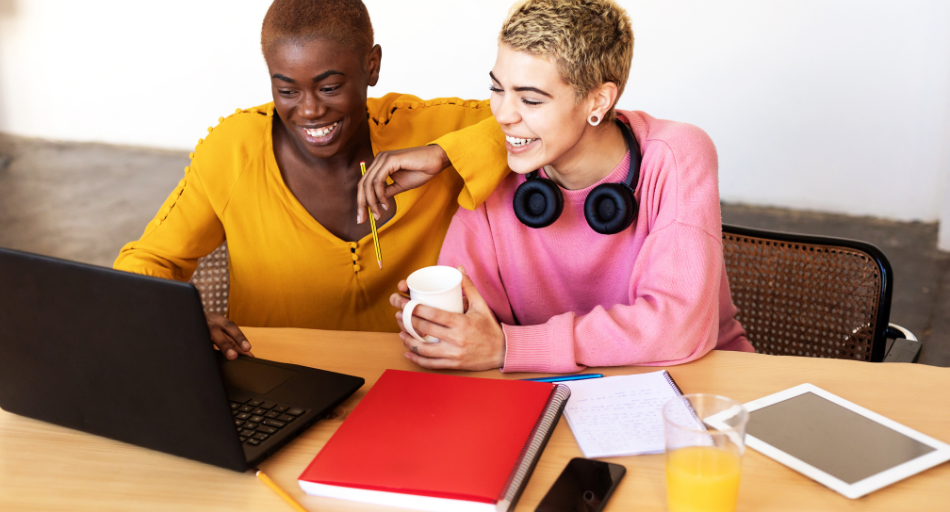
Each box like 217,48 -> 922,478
663,394 -> 749,512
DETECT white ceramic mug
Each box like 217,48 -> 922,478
403,266 -> 464,343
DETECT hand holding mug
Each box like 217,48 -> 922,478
401,265 -> 464,343
390,266 -> 506,371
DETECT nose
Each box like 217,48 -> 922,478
490,92 -> 520,127
298,91 -> 328,121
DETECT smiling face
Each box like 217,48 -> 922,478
490,44 -> 600,176
265,38 -> 380,161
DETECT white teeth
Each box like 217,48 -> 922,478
506,135 -> 537,147
305,122 -> 339,137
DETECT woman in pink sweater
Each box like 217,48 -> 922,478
388,0 -> 754,372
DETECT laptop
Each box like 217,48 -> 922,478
0,247 -> 364,471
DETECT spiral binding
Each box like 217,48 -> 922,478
496,384 -> 572,512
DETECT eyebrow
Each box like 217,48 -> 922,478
271,70 -> 345,84
488,71 -> 552,98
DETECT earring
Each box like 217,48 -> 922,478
588,114 -> 601,126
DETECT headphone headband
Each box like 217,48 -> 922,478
512,118 -> 642,234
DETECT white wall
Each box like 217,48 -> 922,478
2,0 -> 950,230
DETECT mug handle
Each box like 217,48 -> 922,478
403,300 -> 440,344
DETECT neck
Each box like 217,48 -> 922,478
544,120 -> 628,190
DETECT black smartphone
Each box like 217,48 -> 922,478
535,458 -> 626,512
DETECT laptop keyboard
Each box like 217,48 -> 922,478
230,397 -> 307,447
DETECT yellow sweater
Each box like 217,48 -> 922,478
114,93 -> 506,331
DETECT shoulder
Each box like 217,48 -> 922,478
368,93 -> 493,149
197,102 -> 272,156
367,93 -> 491,125
621,110 -> 721,235
623,110 -> 716,166
187,102 -> 273,197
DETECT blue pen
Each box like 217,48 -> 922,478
522,373 -> 604,383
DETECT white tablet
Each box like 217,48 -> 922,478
709,384 -> 950,499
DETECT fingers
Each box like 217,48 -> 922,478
356,172 -> 367,225
405,351 -> 460,370
399,331 -> 449,358
206,312 -> 253,360
397,280 -> 409,294
219,318 -> 252,354
360,154 -> 389,222
395,308 -> 452,341
390,292 -> 410,309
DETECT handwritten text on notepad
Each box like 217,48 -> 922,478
563,371 -> 697,458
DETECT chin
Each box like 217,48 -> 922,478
507,154 -> 541,175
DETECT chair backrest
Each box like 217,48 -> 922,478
721,224 -> 893,362
189,242 -> 230,316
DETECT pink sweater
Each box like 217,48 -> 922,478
438,110 -> 754,373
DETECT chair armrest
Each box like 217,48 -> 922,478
883,323 -> 921,363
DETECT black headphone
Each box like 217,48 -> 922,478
512,118 -> 642,235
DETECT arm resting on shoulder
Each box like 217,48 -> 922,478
430,116 -> 509,210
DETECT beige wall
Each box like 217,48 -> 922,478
1,0 -> 949,229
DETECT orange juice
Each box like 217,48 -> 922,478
666,446 -> 741,512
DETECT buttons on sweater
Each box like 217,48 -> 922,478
353,264 -> 361,272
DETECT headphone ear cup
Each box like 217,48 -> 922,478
513,178 -> 564,228
584,183 -> 638,234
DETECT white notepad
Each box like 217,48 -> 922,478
562,371 -> 696,458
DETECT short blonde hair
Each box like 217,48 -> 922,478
499,0 -> 633,117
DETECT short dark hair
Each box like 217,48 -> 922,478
261,0 -> 374,57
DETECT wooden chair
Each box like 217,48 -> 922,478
721,224 -> 919,363
189,242 -> 230,317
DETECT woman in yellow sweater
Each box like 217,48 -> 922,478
114,0 -> 506,358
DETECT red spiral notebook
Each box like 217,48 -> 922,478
298,369 -> 570,512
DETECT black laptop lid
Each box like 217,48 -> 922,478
0,248 -> 247,471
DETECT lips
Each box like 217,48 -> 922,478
298,121 -> 341,145
504,134 -> 539,154
505,135 -> 537,147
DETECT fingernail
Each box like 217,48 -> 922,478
357,212 -> 362,224
373,212 -> 380,220
227,349 -> 237,359
382,203 -> 388,211
241,341 -> 251,351
404,353 -> 411,360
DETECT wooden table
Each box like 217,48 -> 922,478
1,327 -> 948,511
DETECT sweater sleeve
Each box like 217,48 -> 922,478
112,111 -> 254,280
367,94 -> 509,210
500,222 -> 724,373
113,157 -> 226,281
430,116 -> 508,210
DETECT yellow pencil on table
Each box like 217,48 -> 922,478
256,469 -> 309,512
359,161 -> 383,270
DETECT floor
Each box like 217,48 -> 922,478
2,134 -> 948,367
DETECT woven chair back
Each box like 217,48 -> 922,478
722,225 -> 891,362
189,242 -> 230,317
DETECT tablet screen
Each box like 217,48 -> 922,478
747,391 -> 936,484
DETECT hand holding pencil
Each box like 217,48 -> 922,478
359,161 -> 383,270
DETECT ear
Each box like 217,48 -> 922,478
588,81 -> 618,121
366,44 -> 382,87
